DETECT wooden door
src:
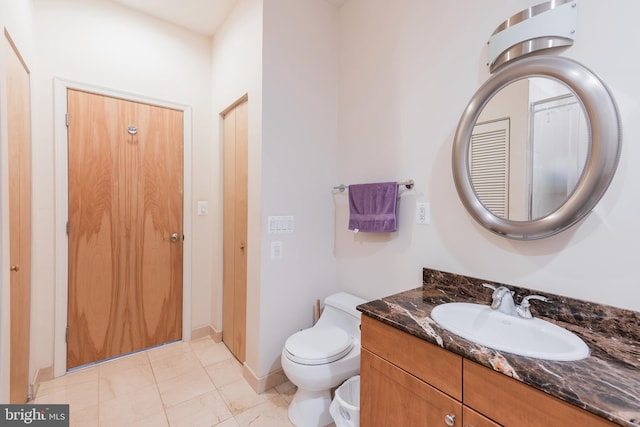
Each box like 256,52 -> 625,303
222,99 -> 248,362
67,90 -> 183,369
360,349 -> 462,426
5,31 -> 32,404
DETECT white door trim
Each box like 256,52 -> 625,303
53,78 -> 192,377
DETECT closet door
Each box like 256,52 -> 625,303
5,31 -> 33,404
222,99 -> 248,362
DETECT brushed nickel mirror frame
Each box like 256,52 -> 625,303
452,55 -> 621,240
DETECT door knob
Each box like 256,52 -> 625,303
164,233 -> 180,242
10,265 -> 19,272
444,414 -> 456,426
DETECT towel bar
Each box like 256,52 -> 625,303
333,179 -> 414,192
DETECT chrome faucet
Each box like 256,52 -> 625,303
482,283 -> 517,316
482,283 -> 549,319
516,295 -> 549,319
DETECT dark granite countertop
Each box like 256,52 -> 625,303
357,269 -> 640,427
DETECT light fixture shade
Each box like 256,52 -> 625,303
488,0 -> 578,73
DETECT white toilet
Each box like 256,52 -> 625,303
281,292 -> 366,427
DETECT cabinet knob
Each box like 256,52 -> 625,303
444,414 -> 456,426
10,265 -> 19,272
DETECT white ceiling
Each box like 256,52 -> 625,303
109,0 -> 348,37
109,0 -> 239,37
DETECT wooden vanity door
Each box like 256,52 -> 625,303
360,349 -> 462,426
463,407 -> 502,427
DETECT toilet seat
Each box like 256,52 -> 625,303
284,326 -> 353,365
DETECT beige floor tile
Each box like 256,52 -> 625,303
99,384 -> 165,427
157,366 -> 215,407
164,390 -> 233,427
190,338 -> 234,367
99,362 -> 156,402
218,379 -> 278,416
70,403 -> 99,427
37,365 -> 99,397
214,418 -> 240,427
36,337 -> 298,427
150,349 -> 203,383
205,357 -> 244,388
127,411 -> 170,427
233,395 -> 294,427
34,377 -> 99,413
98,351 -> 150,377
147,341 -> 192,363
274,381 -> 296,405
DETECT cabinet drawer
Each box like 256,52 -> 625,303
463,406 -> 501,427
361,349 -> 462,427
361,315 -> 462,400
463,360 -> 618,427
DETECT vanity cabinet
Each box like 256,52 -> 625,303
361,349 -> 463,426
361,315 -> 617,427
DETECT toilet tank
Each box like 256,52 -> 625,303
316,292 -> 368,337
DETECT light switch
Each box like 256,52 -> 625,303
268,216 -> 294,234
197,201 -> 208,216
416,202 -> 430,225
271,241 -> 283,260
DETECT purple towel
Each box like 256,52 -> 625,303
348,182 -> 398,232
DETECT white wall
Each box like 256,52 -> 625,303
210,0 -> 340,381
0,0 -> 37,404
209,0 -> 264,377
336,0 -> 640,311
30,0 -> 213,379
260,0 -> 339,377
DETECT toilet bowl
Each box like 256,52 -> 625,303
281,292 -> 366,427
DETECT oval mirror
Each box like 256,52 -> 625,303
452,56 -> 621,240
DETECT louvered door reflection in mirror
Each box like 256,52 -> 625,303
470,119 -> 510,219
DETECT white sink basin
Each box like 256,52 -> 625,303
431,302 -> 589,361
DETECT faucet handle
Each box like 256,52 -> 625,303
481,283 -> 497,291
517,295 -> 549,319
482,283 -> 514,298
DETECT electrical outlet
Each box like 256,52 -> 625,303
416,202 -> 430,225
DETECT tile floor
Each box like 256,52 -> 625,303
33,337 -> 332,427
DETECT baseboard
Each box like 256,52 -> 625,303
242,364 -> 288,394
210,327 -> 222,343
31,366 -> 54,400
191,325 -> 222,342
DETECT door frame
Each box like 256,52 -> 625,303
53,78 -> 192,377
